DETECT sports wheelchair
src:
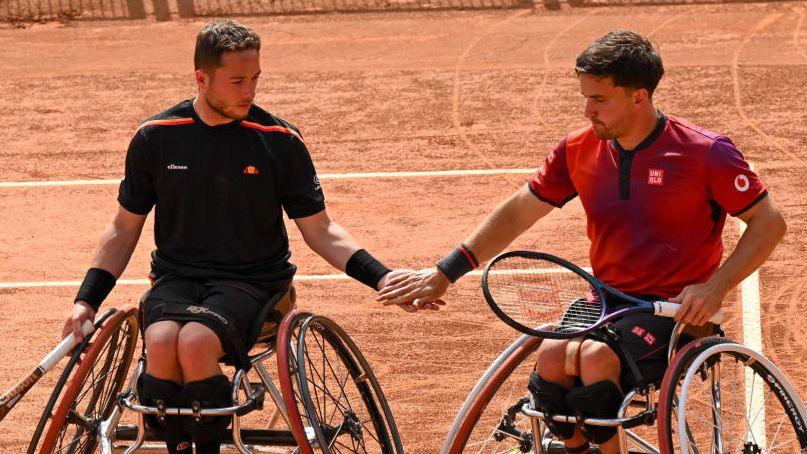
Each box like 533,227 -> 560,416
29,288 -> 403,454
442,321 -> 807,453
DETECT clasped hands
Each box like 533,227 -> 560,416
376,268 -> 449,312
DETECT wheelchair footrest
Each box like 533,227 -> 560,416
235,383 -> 266,416
114,425 -> 297,446
544,441 -> 653,454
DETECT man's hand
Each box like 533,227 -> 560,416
61,301 -> 96,343
670,281 -> 726,327
377,268 -> 449,311
377,269 -> 412,291
377,269 -> 420,312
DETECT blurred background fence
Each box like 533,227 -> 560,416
1,0 -> 802,24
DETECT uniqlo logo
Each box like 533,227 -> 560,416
643,333 -> 656,346
632,326 -> 646,337
648,169 -> 664,186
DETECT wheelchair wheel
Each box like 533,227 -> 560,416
39,308 -> 139,454
277,310 -> 402,453
657,336 -> 807,453
442,334 -> 543,453
27,309 -> 119,454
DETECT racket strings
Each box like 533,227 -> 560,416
486,256 -> 604,334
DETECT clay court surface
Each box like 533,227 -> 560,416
2,2 -> 807,451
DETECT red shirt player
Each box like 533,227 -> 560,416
378,30 -> 786,454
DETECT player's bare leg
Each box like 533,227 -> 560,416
535,340 -> 589,450
144,321 -> 183,383
176,322 -> 230,453
176,322 -> 224,382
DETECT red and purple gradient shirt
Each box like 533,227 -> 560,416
529,114 -> 767,298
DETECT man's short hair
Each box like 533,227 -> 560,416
575,30 -> 664,97
194,19 -> 261,71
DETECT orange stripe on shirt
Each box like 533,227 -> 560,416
137,118 -> 195,130
241,121 -> 304,143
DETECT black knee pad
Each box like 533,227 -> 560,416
527,372 -> 575,439
565,380 -> 624,444
137,374 -> 192,453
176,375 -> 232,445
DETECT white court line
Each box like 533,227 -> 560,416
0,267 -> 598,289
0,274 -> 352,288
0,168 -> 535,188
738,194 -> 766,446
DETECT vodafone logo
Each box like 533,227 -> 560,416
734,174 -> 750,192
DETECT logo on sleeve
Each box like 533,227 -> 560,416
735,174 -> 750,192
647,168 -> 664,186
243,165 -> 260,175
313,175 -> 321,191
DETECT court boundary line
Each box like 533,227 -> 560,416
0,168 -> 536,189
0,266 -> 597,289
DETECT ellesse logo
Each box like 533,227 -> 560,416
243,165 -> 260,175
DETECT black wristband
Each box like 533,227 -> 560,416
75,268 -> 117,311
345,249 -> 391,290
436,243 -> 479,283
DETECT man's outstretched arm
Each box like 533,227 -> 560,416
377,184 -> 555,309
62,205 -> 147,340
294,209 -> 430,311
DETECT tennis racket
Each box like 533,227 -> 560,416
482,250 -> 722,339
0,319 -> 95,422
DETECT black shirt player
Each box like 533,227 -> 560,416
61,19 -> 427,454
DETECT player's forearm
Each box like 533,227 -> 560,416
88,218 -> 144,278
463,187 -> 553,265
303,218 -> 362,271
708,204 -> 786,295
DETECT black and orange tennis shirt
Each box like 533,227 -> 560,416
529,113 -> 767,298
118,99 -> 325,288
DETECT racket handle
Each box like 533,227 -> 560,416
654,301 -> 724,325
41,320 -> 95,372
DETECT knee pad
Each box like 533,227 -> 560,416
565,380 -> 624,444
176,375 -> 232,444
527,372 -> 575,439
137,374 -> 192,453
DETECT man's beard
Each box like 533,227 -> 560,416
207,94 -> 250,121
591,122 -> 616,140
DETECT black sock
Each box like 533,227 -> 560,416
566,442 -> 591,453
166,438 -> 193,454
137,373 -> 192,454
194,439 -> 222,454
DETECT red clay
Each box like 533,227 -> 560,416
2,3 -> 806,452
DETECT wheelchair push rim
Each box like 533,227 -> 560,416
277,309 -> 402,454
39,308 -> 139,454
658,337 -> 807,454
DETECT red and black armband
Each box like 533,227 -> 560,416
345,249 -> 391,290
74,268 -> 117,311
436,243 -> 479,283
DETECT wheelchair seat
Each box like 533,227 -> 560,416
249,285 -> 297,349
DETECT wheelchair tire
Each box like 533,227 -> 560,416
277,310 -> 402,453
442,334 -> 543,454
657,336 -> 807,453
39,308 -> 138,454
27,309 -> 119,454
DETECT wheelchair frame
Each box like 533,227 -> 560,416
442,321 -> 807,454
32,308 -> 403,454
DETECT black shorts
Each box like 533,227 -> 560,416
140,275 -> 286,368
587,303 -> 681,390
